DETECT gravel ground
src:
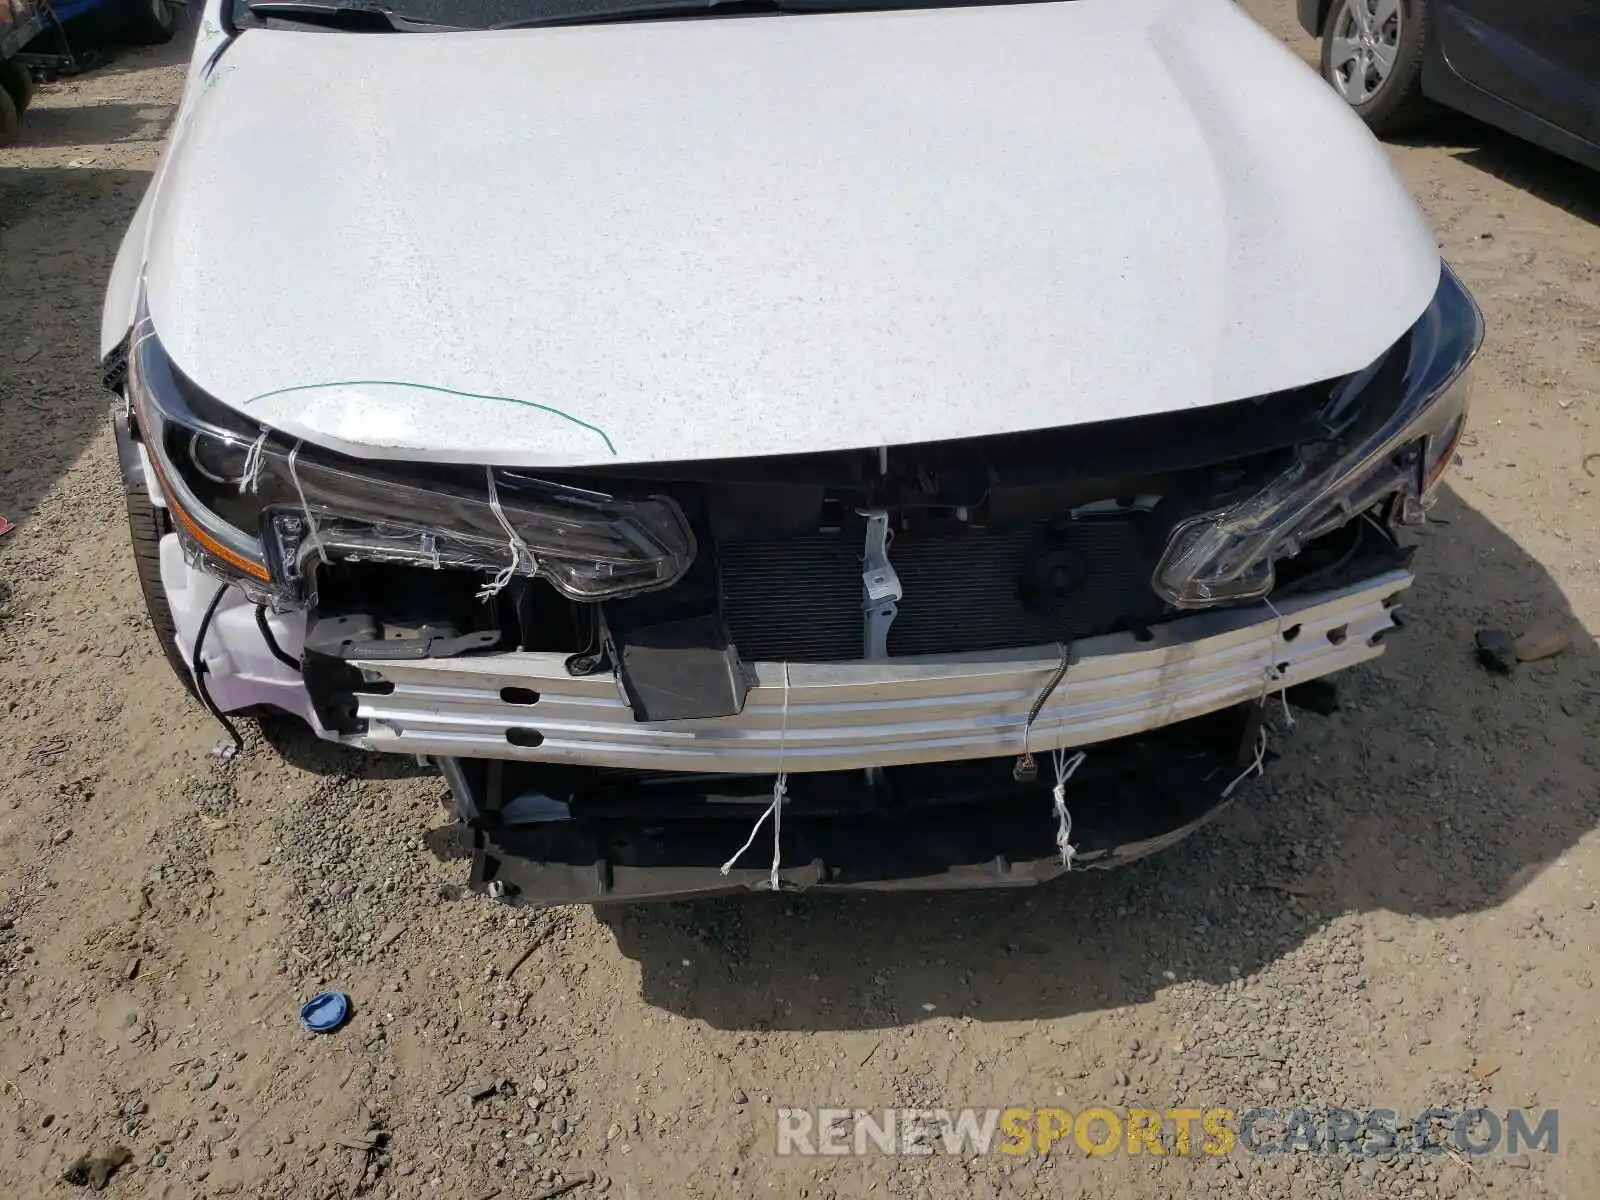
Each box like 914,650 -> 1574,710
3,4 -> 1599,1198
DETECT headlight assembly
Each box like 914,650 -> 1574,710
122,294 -> 697,605
125,306 -> 278,590
1152,265 -> 1483,609
255,457 -> 697,603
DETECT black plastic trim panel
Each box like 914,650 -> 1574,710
450,704 -> 1267,904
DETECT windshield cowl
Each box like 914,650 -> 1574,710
234,0 -> 1056,33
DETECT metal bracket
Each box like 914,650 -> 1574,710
858,509 -> 902,660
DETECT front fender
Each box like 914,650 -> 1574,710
100,0 -> 237,360
101,186 -> 158,359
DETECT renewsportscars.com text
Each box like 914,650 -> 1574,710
775,1106 -> 1559,1158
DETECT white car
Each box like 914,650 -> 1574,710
106,0 -> 1482,902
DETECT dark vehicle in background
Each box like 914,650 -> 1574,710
1300,0 -> 1600,169
0,0 -> 178,145
1,0 -> 45,141
1,0 -> 177,143
51,0 -> 179,41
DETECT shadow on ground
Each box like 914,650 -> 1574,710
85,24 -> 197,72
600,489 -> 1599,1030
1393,111 -> 1600,226
10,101 -> 164,149
0,164 -> 150,528
30,10 -> 197,79
254,713 -> 436,781
0,23 -> 192,534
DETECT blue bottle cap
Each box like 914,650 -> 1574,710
299,990 -> 351,1033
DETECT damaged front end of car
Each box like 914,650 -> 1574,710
112,267 -> 1481,903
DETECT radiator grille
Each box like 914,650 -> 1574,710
717,520 -> 1162,662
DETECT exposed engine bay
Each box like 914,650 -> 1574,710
293,384 -> 1417,732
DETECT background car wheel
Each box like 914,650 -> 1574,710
1320,0 -> 1429,135
0,81 -> 18,148
123,0 -> 180,44
120,436 -> 199,698
0,58 -> 34,117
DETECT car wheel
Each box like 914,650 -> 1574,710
119,425 -> 200,698
0,81 -> 18,148
1320,0 -> 1429,136
0,58 -> 34,116
123,0 -> 179,44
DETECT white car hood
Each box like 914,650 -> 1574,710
144,0 -> 1441,468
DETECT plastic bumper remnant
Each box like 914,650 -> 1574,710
456,703 -> 1271,903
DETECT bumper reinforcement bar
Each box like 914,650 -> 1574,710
349,570 -> 1411,774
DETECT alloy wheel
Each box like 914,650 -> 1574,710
1329,0 -> 1402,105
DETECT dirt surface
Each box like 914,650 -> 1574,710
2,4 -> 1599,1198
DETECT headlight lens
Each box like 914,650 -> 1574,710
187,430 -> 255,486
123,293 -> 696,604
1152,265 -> 1483,608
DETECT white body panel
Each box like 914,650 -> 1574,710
117,0 -> 1440,467
158,536 -> 320,725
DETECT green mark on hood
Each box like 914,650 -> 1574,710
239,379 -> 617,457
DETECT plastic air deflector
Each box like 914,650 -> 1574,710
601,515 -> 752,723
606,613 -> 750,723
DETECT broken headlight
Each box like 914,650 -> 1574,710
255,457 -> 696,603
1153,265 -> 1483,609
122,297 -> 696,604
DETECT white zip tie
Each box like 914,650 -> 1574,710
1261,596 -> 1296,729
477,466 -> 535,601
286,440 -> 328,566
770,661 -> 791,891
1222,724 -> 1270,799
720,663 -> 792,890
718,799 -> 775,880
768,772 -> 788,893
1273,673 -> 1295,728
1050,747 -> 1087,868
237,428 -> 268,495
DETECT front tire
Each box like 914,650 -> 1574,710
123,0 -> 179,44
118,417 -> 199,697
1320,0 -> 1430,136
0,82 -> 18,148
0,59 -> 33,117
